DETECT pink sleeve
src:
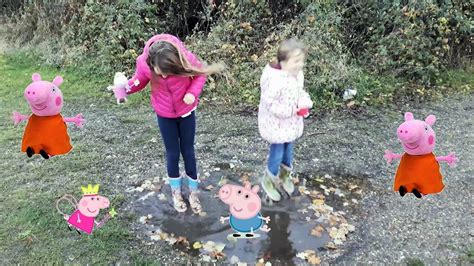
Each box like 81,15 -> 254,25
185,50 -> 207,98
127,54 -> 150,95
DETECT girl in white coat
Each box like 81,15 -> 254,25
258,39 -> 313,202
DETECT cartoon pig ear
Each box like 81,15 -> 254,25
52,76 -> 63,87
32,73 -> 41,81
425,115 -> 436,126
244,182 -> 251,190
404,112 -> 414,121
251,185 -> 260,193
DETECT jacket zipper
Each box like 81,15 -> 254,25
164,77 -> 177,116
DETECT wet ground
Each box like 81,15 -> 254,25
126,164 -> 368,264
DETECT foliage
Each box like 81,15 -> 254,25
341,0 -> 472,85
2,0 -> 472,109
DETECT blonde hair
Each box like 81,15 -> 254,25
276,38 -> 308,63
147,41 -> 225,77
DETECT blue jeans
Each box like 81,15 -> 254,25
267,142 -> 293,176
157,111 -> 197,180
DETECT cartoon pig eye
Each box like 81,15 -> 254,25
244,194 -> 249,199
90,197 -> 94,200
237,190 -> 242,194
425,126 -> 428,131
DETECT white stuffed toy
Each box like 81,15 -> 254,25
107,72 -> 132,104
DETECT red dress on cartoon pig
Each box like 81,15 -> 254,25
67,210 -> 95,234
12,73 -> 84,158
21,114 -> 72,155
394,153 -> 444,195
384,112 -> 458,197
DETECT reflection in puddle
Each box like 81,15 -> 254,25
130,172 -> 335,264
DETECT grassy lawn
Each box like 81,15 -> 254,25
0,53 -> 138,264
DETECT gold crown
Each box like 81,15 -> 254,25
81,184 -> 100,195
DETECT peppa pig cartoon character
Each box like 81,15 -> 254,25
384,112 -> 458,198
219,181 -> 270,238
12,73 -> 84,159
59,184 -> 116,235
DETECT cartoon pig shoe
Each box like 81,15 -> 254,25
384,112 -> 458,198
12,73 -> 85,159
219,181 -> 271,238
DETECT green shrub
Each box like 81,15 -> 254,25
341,0 -> 472,85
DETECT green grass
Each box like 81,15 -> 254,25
0,53 -> 137,264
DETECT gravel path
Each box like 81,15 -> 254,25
65,91 -> 473,264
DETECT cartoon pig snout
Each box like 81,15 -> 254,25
99,196 -> 110,209
219,184 -> 232,203
397,122 -> 421,143
24,86 -> 49,104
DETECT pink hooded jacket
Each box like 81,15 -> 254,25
126,34 -> 207,118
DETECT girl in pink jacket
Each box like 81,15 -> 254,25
258,39 -> 313,202
114,34 -> 223,213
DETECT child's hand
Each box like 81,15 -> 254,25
183,93 -> 195,105
113,86 -> 128,104
297,108 -> 310,117
262,216 -> 271,224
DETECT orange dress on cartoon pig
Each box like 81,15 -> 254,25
393,152 -> 445,195
21,114 -> 72,155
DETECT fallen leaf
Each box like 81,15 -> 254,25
311,225 -> 325,237
346,100 -> 355,107
297,209 -> 309,214
205,185 -> 215,191
218,177 -> 228,186
210,251 -> 226,260
348,184 -> 359,190
176,236 -> 189,246
308,254 -> 321,265
201,255 -> 212,262
352,199 -> 359,204
230,255 -> 240,264
326,242 -> 338,250
315,178 -> 324,183
296,252 -> 307,260
312,199 -> 325,206
240,173 -> 250,184
237,262 -> 247,266
193,241 -> 202,249
158,193 -> 167,201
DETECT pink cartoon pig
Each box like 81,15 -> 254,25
384,112 -> 458,198
65,184 -> 110,235
219,181 -> 270,238
12,73 -> 84,159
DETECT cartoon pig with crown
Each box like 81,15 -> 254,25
65,184 -> 115,235
219,181 -> 270,238
12,73 -> 84,159
384,112 -> 458,198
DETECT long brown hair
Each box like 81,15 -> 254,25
146,41 -> 224,77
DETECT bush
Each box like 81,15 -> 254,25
341,0 -> 472,85
2,0 -> 472,109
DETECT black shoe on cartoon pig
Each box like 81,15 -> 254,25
39,150 -> 49,159
26,147 -> 34,157
412,189 -> 422,198
399,186 -> 407,197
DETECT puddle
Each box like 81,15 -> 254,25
127,168 -> 366,264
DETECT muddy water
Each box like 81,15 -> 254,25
129,169 -> 363,264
